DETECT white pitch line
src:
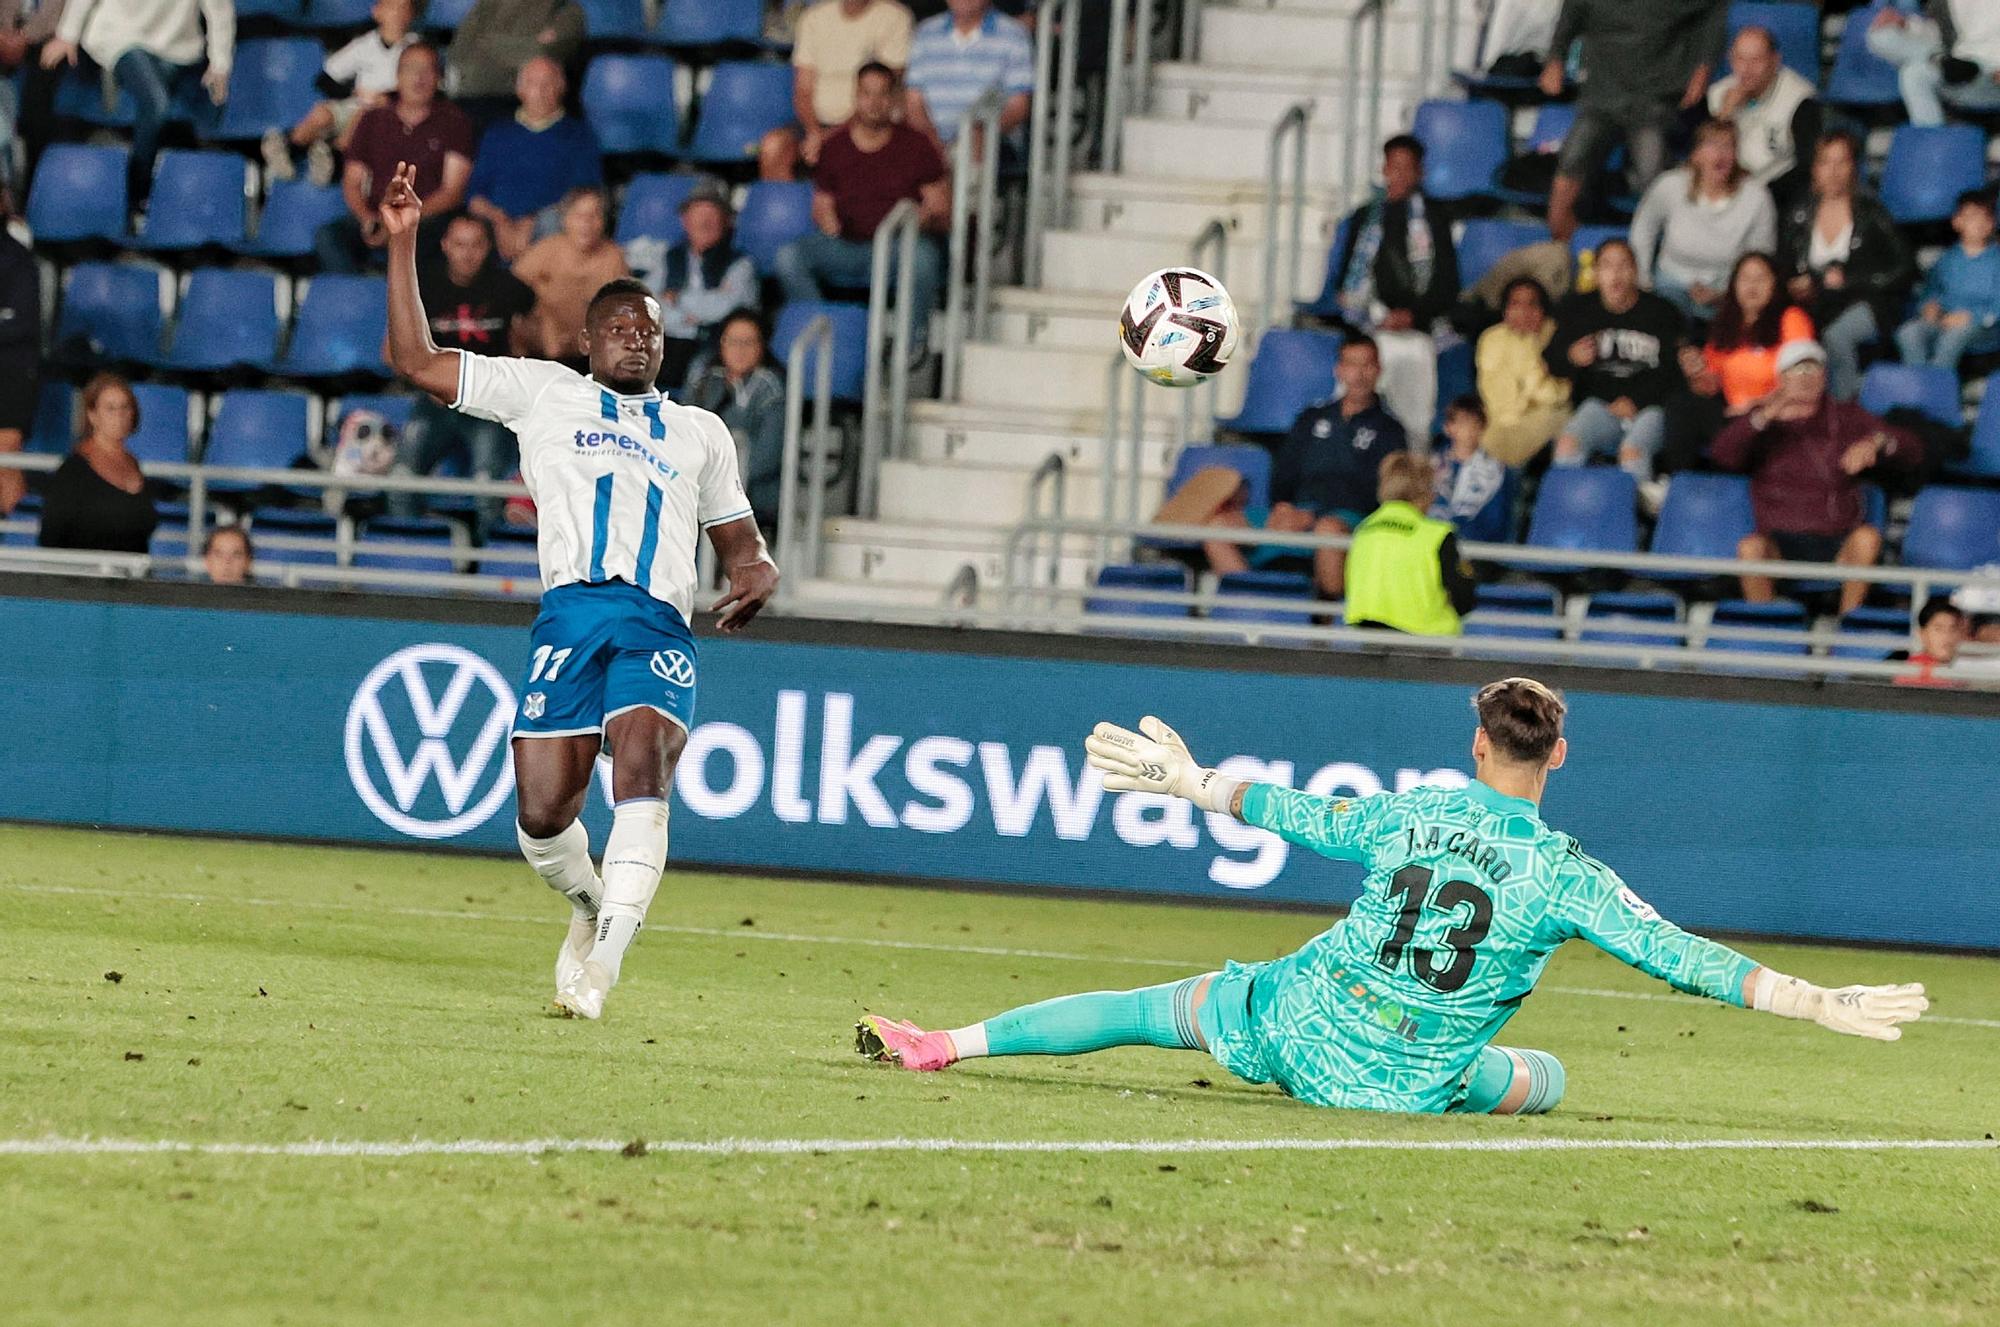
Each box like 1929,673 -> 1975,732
8,881 -> 1999,1030
1,1136 -> 1995,1158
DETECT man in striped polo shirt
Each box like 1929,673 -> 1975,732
904,0 -> 1034,148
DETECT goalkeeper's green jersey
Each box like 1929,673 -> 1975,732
1203,779 -> 1761,1113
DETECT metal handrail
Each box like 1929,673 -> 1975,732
1341,0 -> 1388,210
1182,217 -> 1229,447
1025,451 -> 1069,589
1417,0 -> 1437,102
1179,0 -> 1202,64
1256,101 -> 1311,337
777,312 -> 835,583
944,88 -> 1006,402
1024,0 -> 1081,287
1094,352 -> 1151,572
860,198 -> 919,518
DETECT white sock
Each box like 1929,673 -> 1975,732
516,820 -> 601,919
946,1024 -> 989,1059
588,798 -> 671,984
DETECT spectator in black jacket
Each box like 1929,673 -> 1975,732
38,372 -> 157,555
1325,135 -> 1458,443
1543,238 -> 1685,480
1776,131 -> 1914,402
0,220 -> 37,516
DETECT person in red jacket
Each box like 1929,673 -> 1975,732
1709,339 -> 1921,615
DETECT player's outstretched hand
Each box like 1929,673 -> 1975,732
711,556 -> 779,633
1085,716 -> 1238,813
1813,982 -> 1929,1041
379,161 -> 423,238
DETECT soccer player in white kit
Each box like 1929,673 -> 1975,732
381,162 -> 781,1019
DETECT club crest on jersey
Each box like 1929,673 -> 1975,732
522,692 -> 546,720
649,650 -> 695,687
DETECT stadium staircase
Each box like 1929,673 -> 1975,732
804,0 -> 1476,609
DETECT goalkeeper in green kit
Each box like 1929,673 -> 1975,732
856,678 -> 1928,1114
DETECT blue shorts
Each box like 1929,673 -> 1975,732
513,581 -> 697,741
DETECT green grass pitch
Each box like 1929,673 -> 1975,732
3,824 -> 1997,1326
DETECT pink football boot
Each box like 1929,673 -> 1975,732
855,1015 -> 959,1072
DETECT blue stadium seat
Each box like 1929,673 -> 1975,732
1166,443 -> 1272,507
55,262 -> 166,364
654,0 -> 766,48
772,300 -> 868,401
1455,219 -> 1551,289
1527,468 -> 1640,566
1411,98 -> 1508,203
1465,583 -> 1562,639
1217,328 -> 1343,436
133,150 -> 251,252
203,390 -> 313,488
424,0 -> 477,32
248,507 -> 341,566
149,519 -> 193,563
27,144 -> 129,243
580,0 -> 650,40
1858,362 -> 1965,429
270,276 -> 390,377
237,179 -> 349,259
1879,125 -> 1987,226
614,172 -> 697,245
1826,2 -> 1902,107
1215,570 -> 1315,625
1580,590 -> 1682,647
1085,563 -> 1190,617
235,0 -> 307,19
1432,340 -> 1474,439
27,383 -> 75,454
52,67 -> 137,127
687,62 -> 796,164
306,0 -> 375,28
125,384 -> 197,466
735,180 -> 815,273
1727,3 -> 1822,83
1570,225 -> 1628,260
355,516 -> 463,574
1831,604 -> 1910,660
1294,218 -> 1353,319
1649,472 -> 1756,579
153,269 -> 283,372
1901,486 -> 2000,571
1708,598 -> 1809,656
1954,372 -> 2000,479
217,39 -> 332,140
583,55 -> 684,155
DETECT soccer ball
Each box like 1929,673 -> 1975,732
1118,267 -> 1240,388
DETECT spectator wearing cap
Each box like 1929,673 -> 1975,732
1711,339 -> 1922,616
317,41 -> 475,274
762,0 -> 913,182
631,178 -> 758,390
443,0 -> 584,134
465,56 -> 603,263
1706,24 -> 1820,208
1895,598 -> 1968,688
903,0 -> 1033,151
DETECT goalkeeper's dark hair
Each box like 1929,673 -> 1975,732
586,277 -> 659,324
1473,677 -> 1566,764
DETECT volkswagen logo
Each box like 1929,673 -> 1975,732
344,643 -> 517,839
649,649 -> 696,687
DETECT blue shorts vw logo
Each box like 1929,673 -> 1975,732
649,649 -> 696,688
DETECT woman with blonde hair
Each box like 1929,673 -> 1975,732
1630,119 -> 1778,323
37,372 -> 158,555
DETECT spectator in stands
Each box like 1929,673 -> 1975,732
1866,0 -> 2000,128
0,0 -> 66,201
389,213 -> 531,531
904,0 -> 1033,150
633,178 -> 759,391
1544,239 -> 1684,479
1777,131 -> 1914,402
514,186 -> 629,364
1476,275 -> 1569,466
1430,394 -> 1518,545
1541,0 -> 1729,243
1706,24 -> 1820,209
763,0 -> 913,182
1895,191 -> 2000,375
1712,339 -> 1922,616
201,525 -> 252,585
1346,451 -> 1478,636
1895,597 -> 1968,687
1630,119 -> 1777,324
37,372 -> 156,555
0,214 -> 37,518
685,309 -> 785,530
1201,336 -> 1408,599
263,0 -> 418,188
444,0 -> 584,134
464,57 -> 602,263
775,63 -> 948,356
1705,251 -> 1814,412
318,41 -> 475,274
1326,135 -> 1458,447
43,0 -> 232,210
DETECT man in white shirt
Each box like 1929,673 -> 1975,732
1706,24 -> 1820,207
42,0 -> 232,207
382,161 -> 781,1022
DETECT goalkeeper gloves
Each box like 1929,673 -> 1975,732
1083,716 -> 1241,815
1750,970 -> 1929,1041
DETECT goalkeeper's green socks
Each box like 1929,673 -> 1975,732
947,977 -> 1209,1060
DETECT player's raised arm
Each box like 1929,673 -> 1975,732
1554,853 -> 1929,1041
381,161 -> 461,405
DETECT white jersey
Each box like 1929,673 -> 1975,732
451,352 -> 752,623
